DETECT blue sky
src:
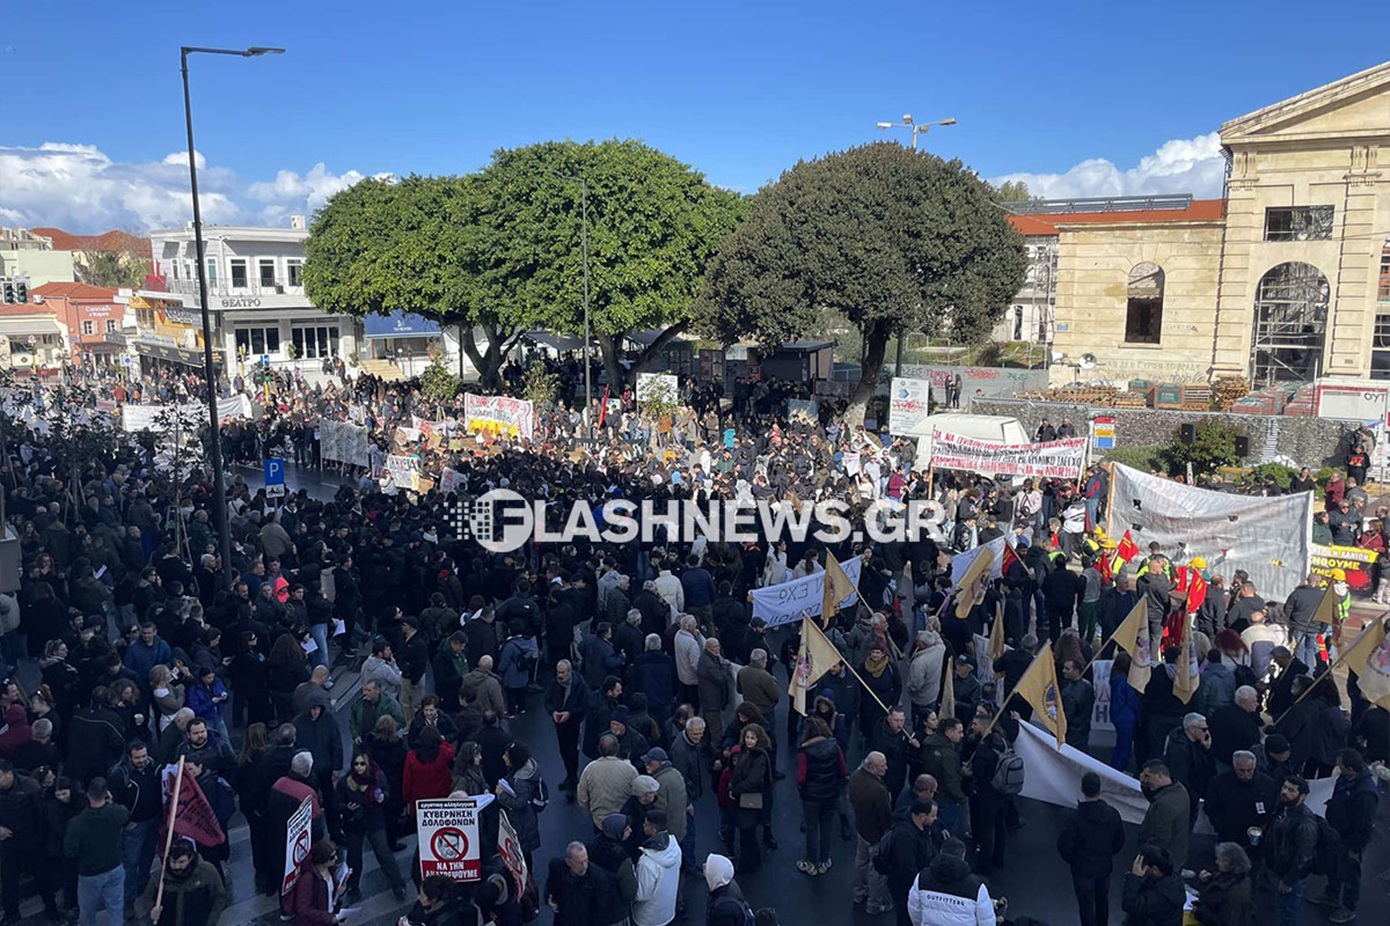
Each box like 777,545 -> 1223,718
4,0 -> 1389,232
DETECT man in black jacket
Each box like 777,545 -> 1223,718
964,711 -> 1010,876
1209,686 -> 1262,770
1265,776 -> 1319,926
1315,749 -> 1381,924
546,659 -> 589,795
0,760 -> 55,920
1163,712 -> 1216,826
545,841 -> 623,926
398,617 -> 430,721
109,742 -> 164,907
1203,750 -> 1277,867
1270,675 -> 1321,775
1120,844 -> 1184,926
65,687 -> 127,786
1057,772 -> 1126,926
883,800 -> 938,926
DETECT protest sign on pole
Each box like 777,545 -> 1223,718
281,797 -> 314,896
417,798 -> 483,881
497,810 -> 529,895
888,377 -> 933,436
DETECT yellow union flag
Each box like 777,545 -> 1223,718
1174,616 -> 1201,705
1014,642 -> 1067,748
1109,598 -> 1152,693
822,552 -> 859,627
1345,617 -> 1390,709
791,616 -> 845,716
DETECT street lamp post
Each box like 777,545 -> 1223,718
875,114 -> 956,372
180,44 -> 283,580
552,173 -> 592,429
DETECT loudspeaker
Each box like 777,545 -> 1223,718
1235,435 -> 1250,458
1180,423 -> 1195,446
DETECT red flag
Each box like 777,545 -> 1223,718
597,385 -> 610,428
160,766 -> 226,850
1115,530 -> 1140,563
1096,553 -> 1113,584
1000,542 -> 1021,575
1186,571 -> 1208,615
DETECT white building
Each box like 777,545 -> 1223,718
141,218 -> 360,377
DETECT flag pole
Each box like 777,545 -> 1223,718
154,756 -> 187,913
1267,615 -> 1385,726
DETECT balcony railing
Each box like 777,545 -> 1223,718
165,277 -> 306,299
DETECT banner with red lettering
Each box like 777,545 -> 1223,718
464,394 -> 535,440
929,429 -> 1086,480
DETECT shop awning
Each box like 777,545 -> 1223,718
362,311 -> 442,339
0,317 -> 67,339
132,339 -> 223,368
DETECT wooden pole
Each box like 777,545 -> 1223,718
153,756 -> 187,913
1270,655 -> 1347,727
1103,462 -> 1117,537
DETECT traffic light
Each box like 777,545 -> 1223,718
1,281 -> 13,304
14,281 -> 26,304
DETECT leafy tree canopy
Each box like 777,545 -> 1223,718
695,142 -> 1026,419
991,179 -> 1035,202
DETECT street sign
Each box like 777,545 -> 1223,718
281,797 -> 313,896
265,458 -> 286,499
417,798 -> 482,881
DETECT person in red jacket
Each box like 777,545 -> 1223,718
403,727 -> 457,813
289,840 -> 344,926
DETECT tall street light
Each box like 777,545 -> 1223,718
875,113 -> 957,150
551,172 -> 592,430
875,113 -> 956,373
181,44 -> 284,580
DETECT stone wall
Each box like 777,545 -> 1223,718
972,397 -> 1363,470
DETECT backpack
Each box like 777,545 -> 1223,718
990,744 -> 1026,795
713,895 -> 756,926
1311,812 -> 1342,876
871,827 -> 897,875
529,774 -> 550,814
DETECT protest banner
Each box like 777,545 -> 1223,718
751,556 -> 863,627
440,467 -> 465,495
1310,543 -> 1378,597
929,428 -> 1087,481
320,420 -> 370,467
888,377 -> 933,435
417,798 -> 484,881
281,797 -> 314,896
465,394 -> 535,440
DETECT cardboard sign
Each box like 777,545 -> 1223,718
417,798 -> 482,881
281,797 -> 314,896
497,810 -> 529,896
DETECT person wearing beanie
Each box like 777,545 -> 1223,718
136,838 -> 227,926
703,854 -> 753,926
608,705 -> 651,766
586,815 -> 638,912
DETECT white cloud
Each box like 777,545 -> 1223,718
0,142 -> 386,233
993,131 -> 1226,200
247,163 -> 396,213
162,150 -> 207,169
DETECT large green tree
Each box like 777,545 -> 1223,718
465,139 -> 747,388
303,175 -> 525,387
696,142 -> 1026,423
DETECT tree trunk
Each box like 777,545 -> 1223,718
597,335 -> 625,393
461,325 -> 503,391
622,321 -> 692,387
845,320 -> 890,427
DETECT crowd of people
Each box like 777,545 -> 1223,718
0,358 -> 1384,926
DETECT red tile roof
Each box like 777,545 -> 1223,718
30,282 -> 119,300
1007,199 -> 1227,236
29,228 -> 152,258
0,304 -> 56,317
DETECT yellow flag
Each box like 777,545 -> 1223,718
791,616 -> 845,715
1109,598 -> 1152,693
822,552 -> 858,627
1014,642 -> 1067,748
1345,617 -> 1390,709
1312,582 -> 1341,626
988,602 -> 1007,665
940,661 -> 956,720
1174,616 -> 1201,705
953,547 -> 994,619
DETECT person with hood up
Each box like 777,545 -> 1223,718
632,810 -> 681,926
334,750 -> 407,905
703,853 -> 753,926
292,688 -> 343,835
135,838 -> 227,926
907,836 -> 997,926
0,704 -> 32,759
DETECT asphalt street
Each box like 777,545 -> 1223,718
10,461 -> 1376,926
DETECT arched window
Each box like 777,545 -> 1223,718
1125,262 -> 1164,344
1251,262 -> 1329,385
